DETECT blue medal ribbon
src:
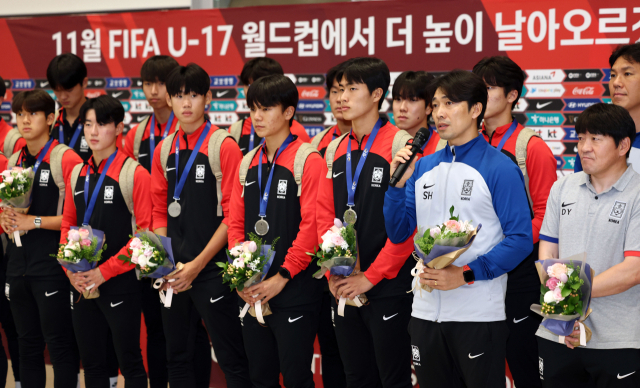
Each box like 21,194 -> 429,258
346,119 -> 382,208
173,122 -> 211,202
257,133 -> 294,218
58,111 -> 83,148
249,123 -> 256,151
495,120 -> 519,152
149,112 -> 175,160
83,150 -> 118,226
21,138 -> 54,176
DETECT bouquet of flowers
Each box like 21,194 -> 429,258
218,233 -> 278,324
308,219 -> 366,316
0,167 -> 35,246
118,230 -> 175,279
411,206 -> 482,293
53,226 -> 107,299
530,252 -> 594,347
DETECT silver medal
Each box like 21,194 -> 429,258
255,218 -> 269,236
344,207 -> 357,225
168,201 -> 181,218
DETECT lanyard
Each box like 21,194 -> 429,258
421,127 -> 434,151
257,133 -> 294,217
173,122 -> 211,201
149,112 -> 175,160
495,121 -> 519,152
83,150 -> 118,226
346,118 -> 382,207
21,138 -> 54,175
58,111 -> 83,148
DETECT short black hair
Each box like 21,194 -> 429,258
240,57 -> 284,85
11,90 -> 56,116
166,63 -> 210,96
392,71 -> 434,101
46,53 -> 87,90
576,103 -> 636,157
0,76 -> 5,98
429,70 -> 488,125
141,55 -> 180,83
246,74 -> 298,126
79,95 -> 125,126
472,56 -> 524,110
326,60 -> 353,91
609,43 -> 640,67
342,57 -> 390,110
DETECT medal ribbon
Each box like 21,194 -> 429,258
257,133 -> 294,218
57,111 -> 83,148
346,118 -> 382,208
149,112 -> 175,160
173,122 -> 211,202
83,150 -> 118,226
495,120 -> 518,152
20,138 -> 54,175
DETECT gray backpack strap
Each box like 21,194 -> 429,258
3,128 -> 23,156
435,138 -> 448,152
7,152 -> 20,169
310,127 -> 332,150
324,133 -> 349,179
160,132 -> 178,180
516,127 -> 539,209
208,129 -> 233,217
229,119 -> 244,143
119,158 -> 140,233
70,163 -> 84,200
50,108 -> 61,134
238,147 -> 261,198
133,116 -> 150,160
293,143 -> 320,196
50,144 -> 73,215
392,130 -> 413,161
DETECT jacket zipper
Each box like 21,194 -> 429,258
435,146 -> 456,323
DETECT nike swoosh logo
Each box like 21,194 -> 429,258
423,184 -> 434,189
137,117 -> 146,122
513,316 -> 529,323
536,101 -> 553,109
288,316 -> 303,323
210,296 -> 224,303
45,291 -> 58,297
166,167 -> 176,171
40,81 -> 49,87
245,181 -> 256,186
240,148 -> 247,151
618,372 -> 636,379
75,190 -> 84,196
138,153 -> 148,157
561,202 -> 575,207
111,302 -> 123,307
112,92 -> 123,98
383,313 -> 398,321
468,353 -> 484,359
333,171 -> 344,178
216,90 -> 229,97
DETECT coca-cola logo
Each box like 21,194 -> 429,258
298,86 -> 326,99
301,89 -> 320,98
572,87 -> 595,95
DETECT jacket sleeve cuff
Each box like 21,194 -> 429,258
363,268 -> 383,286
281,262 -> 301,278
467,260 -> 487,282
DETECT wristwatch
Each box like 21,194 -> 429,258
34,216 -> 42,229
278,267 -> 292,280
462,265 -> 474,285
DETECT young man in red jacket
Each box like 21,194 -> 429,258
1,90 -> 82,388
62,95 -> 150,388
228,74 -> 323,388
473,56 -> 557,388
230,57 -> 310,154
150,63 -> 250,387
316,57 -> 415,388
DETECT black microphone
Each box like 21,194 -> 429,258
389,127 -> 431,187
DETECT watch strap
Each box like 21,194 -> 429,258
463,265 -> 474,285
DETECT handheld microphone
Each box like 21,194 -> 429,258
389,127 -> 430,187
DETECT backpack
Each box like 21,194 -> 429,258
310,126 -> 333,150
3,128 -> 23,156
238,143 -> 319,197
160,128 -> 233,217
70,158 -> 140,234
8,144 -> 74,216
324,130 -> 412,179
229,119 -> 244,143
132,116 -> 181,160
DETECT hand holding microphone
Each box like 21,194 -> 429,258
389,127 -> 431,188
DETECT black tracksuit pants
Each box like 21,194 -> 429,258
317,291 -> 346,388
7,276 -> 79,388
331,294 -> 413,388
0,272 -> 20,386
506,289 -> 543,388
71,289 -> 147,388
409,318 -> 509,388
241,304 -> 320,388
140,278 -> 212,388
161,280 -> 251,388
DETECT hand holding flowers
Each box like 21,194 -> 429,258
0,167 -> 35,247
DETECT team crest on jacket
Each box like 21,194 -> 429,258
372,167 -> 383,183
277,179 -> 287,199
609,201 -> 626,224
80,137 -> 89,151
104,186 -> 114,201
40,169 -> 50,185
461,180 -> 474,199
196,165 -> 205,182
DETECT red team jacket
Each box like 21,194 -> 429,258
0,118 -> 26,154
